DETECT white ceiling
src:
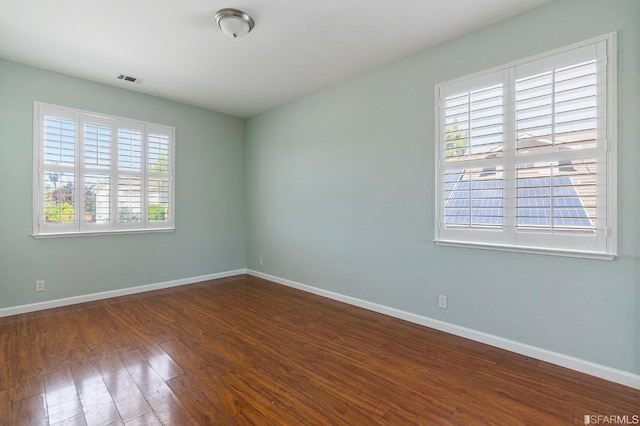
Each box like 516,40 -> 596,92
0,0 -> 553,118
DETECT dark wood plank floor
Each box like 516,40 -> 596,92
1,275 -> 638,425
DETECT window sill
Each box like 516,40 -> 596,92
33,228 -> 175,239
434,239 -> 616,261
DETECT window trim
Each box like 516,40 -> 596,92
32,102 -> 176,238
434,33 -> 617,260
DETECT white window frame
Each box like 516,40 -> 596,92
33,102 -> 176,237
434,33 -> 617,260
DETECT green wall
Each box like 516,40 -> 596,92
246,0 -> 640,374
0,59 -> 246,308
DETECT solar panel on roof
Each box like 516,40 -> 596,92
445,171 -> 503,226
445,173 -> 593,228
516,177 -> 592,227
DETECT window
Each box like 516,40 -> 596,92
33,102 -> 175,237
435,34 -> 616,259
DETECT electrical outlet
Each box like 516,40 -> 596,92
259,257 -> 263,266
438,294 -> 448,309
36,280 -> 45,292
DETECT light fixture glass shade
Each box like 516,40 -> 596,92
215,9 -> 254,39
219,16 -> 250,38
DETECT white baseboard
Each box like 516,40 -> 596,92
0,269 -> 247,318
3,268 -> 637,389
247,269 -> 640,390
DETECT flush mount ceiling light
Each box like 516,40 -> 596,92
215,8 -> 255,39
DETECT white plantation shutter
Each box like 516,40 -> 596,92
116,121 -> 144,228
435,34 -> 616,259
33,103 -> 175,236
514,44 -> 602,238
441,72 -> 505,234
515,159 -> 597,232
148,177 -> 170,225
148,133 -> 171,172
39,107 -> 78,234
117,176 -> 142,224
147,128 -> 173,226
84,173 -> 111,225
444,82 -> 504,163
84,120 -> 111,168
118,127 -> 143,171
444,166 -> 504,229
81,114 -> 113,230
515,60 -> 598,155
44,115 -> 76,166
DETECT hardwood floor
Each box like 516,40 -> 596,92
1,275 -> 638,425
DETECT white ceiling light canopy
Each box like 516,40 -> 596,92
215,8 -> 255,39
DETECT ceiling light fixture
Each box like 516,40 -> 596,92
215,8 -> 255,39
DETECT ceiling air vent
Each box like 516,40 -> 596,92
116,74 -> 143,84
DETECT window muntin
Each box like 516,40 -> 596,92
435,34 -> 615,259
34,103 -> 175,236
